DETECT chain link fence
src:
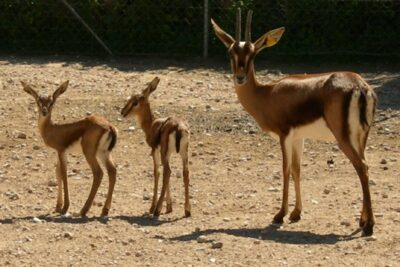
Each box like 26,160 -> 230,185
0,0 -> 399,58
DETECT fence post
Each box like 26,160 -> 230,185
203,0 -> 209,59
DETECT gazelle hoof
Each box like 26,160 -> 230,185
153,210 -> 160,217
185,210 -> 191,217
166,204 -> 173,214
101,208 -> 109,217
362,222 -> 374,236
289,211 -> 301,222
273,214 -> 284,224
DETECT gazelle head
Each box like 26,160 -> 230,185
21,81 -> 69,117
121,77 -> 160,118
211,9 -> 285,85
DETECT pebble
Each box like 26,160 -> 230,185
135,251 -> 143,257
128,126 -> 135,132
64,232 -> 73,239
340,221 -> 351,227
323,188 -> 330,194
365,236 -> 377,241
197,235 -> 208,243
268,187 -> 279,192
32,217 -> 43,223
223,217 -> 230,222
211,241 -> 223,249
17,133 -> 27,139
380,159 -> 387,164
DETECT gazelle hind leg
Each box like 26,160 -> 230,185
153,139 -> 172,217
55,157 -> 64,213
181,142 -> 191,217
81,146 -> 104,217
166,185 -> 173,214
97,151 -> 117,217
289,139 -> 304,222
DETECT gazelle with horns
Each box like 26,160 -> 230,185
121,77 -> 191,217
211,9 -> 377,236
22,81 -> 118,218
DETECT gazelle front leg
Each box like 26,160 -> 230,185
150,150 -> 161,214
57,152 -> 70,215
289,139 -> 304,222
273,135 -> 292,223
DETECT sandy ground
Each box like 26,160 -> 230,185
0,56 -> 399,266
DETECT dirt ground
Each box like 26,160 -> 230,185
0,56 -> 399,267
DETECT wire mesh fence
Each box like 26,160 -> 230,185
0,0 -> 399,58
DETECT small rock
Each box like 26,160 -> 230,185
128,126 -> 135,132
380,159 -> 387,164
311,199 -> 319,204
135,251 -> 143,257
365,236 -> 377,241
143,193 -> 151,201
197,235 -> 208,243
211,241 -> 223,249
48,180 -> 57,187
323,188 -> 330,194
340,221 -> 351,227
63,232 -> 73,239
268,187 -> 279,192
223,217 -> 230,222
17,133 -> 27,139
32,217 -> 43,223
209,258 -> 216,263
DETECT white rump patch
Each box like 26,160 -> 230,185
98,131 -> 112,152
292,118 -> 335,141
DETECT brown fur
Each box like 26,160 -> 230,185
212,11 -> 377,236
22,81 -> 118,217
121,77 -> 191,217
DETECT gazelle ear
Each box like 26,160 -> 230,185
143,77 -> 160,98
21,81 -> 39,99
211,19 -> 235,48
53,80 -> 69,100
254,27 -> 285,54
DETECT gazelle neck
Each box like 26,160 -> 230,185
38,113 -> 53,137
135,103 -> 155,146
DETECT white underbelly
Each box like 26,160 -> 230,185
293,118 -> 335,141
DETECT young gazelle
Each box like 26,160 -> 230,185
121,77 -> 191,217
21,81 -> 118,217
212,9 -> 377,236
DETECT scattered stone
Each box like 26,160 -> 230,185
211,241 -> 223,249
17,133 -> 27,139
135,251 -> 143,257
369,179 -> 376,186
365,236 -> 377,241
128,126 -> 135,132
143,192 -> 151,201
340,221 -> 351,227
48,180 -> 57,187
268,187 -> 279,192
323,188 -> 330,194
223,217 -> 230,222
32,217 -> 43,223
380,159 -> 387,164
63,232 -> 73,239
311,199 -> 319,204
197,235 -> 208,243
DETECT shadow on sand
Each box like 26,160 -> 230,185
168,224 -> 362,245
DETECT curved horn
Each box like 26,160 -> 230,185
236,8 -> 241,42
245,10 -> 253,43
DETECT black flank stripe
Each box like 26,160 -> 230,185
175,130 -> 182,153
359,90 -> 368,128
